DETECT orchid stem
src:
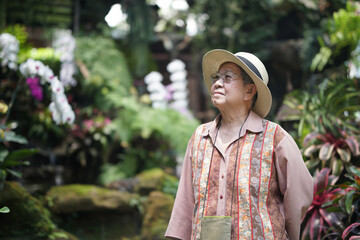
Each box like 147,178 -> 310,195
4,77 -> 23,124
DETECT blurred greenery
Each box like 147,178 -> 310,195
312,2 -> 360,71
1,1 -> 360,239
283,77 -> 360,138
73,34 -> 199,182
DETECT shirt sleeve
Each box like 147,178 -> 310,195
165,135 -> 195,240
274,127 -> 314,240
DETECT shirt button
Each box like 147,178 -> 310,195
220,195 -> 223,199
221,175 -> 224,179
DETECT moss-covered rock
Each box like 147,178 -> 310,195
141,191 -> 174,240
0,181 -> 76,240
45,184 -> 139,214
134,168 -> 178,196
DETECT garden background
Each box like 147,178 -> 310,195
0,0 -> 359,239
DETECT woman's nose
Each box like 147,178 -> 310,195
214,78 -> 224,87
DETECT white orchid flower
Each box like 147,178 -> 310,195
62,107 -> 75,124
49,102 -> 62,125
171,81 -> 187,91
149,91 -> 167,102
144,71 -> 163,84
170,70 -> 187,82
51,77 -> 65,94
167,59 -> 185,73
173,91 -> 188,100
147,81 -> 165,92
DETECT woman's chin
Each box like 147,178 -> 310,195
212,98 -> 226,108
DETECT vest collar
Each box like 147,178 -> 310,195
201,110 -> 264,140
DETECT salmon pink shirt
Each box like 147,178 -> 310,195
165,111 -> 313,240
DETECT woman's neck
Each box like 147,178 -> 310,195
215,109 -> 250,147
219,108 -> 250,130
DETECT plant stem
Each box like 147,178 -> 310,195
4,77 -> 22,124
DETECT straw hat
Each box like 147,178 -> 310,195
202,49 -> 272,118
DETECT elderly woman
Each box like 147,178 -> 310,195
165,49 -> 313,240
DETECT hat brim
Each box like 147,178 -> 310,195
202,49 -> 272,118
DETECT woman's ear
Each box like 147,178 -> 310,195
244,84 -> 257,100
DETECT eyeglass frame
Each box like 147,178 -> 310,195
210,71 -> 243,85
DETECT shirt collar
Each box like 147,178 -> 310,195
201,110 -> 264,140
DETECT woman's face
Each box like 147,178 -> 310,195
211,62 -> 249,110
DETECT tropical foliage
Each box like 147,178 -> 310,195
302,167 -> 360,240
283,77 -> 360,175
1,0 -> 360,239
311,2 -> 360,71
301,168 -> 344,240
1,27 -> 199,187
280,3 -> 360,239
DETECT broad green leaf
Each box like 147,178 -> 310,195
303,132 -> 321,146
50,231 -> 68,239
305,159 -> 320,169
304,145 -> 319,157
2,131 -> 28,144
322,116 -> 339,138
337,148 -> 351,162
0,206 -> 10,213
323,206 -> 342,212
319,143 -> 335,161
298,117 -> 305,138
345,190 -> 355,214
6,168 -> 22,178
345,137 -> 359,156
325,81 -> 348,108
0,149 -> 9,163
4,149 -> 38,162
349,166 -> 360,177
311,46 -> 332,71
331,158 -> 343,176
2,160 -> 30,168
0,170 -> 6,189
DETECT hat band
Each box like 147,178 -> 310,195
236,56 -> 263,81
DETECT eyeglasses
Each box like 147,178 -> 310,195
210,72 -> 242,85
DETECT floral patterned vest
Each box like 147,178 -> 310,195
190,120 -> 284,240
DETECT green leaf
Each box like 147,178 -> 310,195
344,137 -> 360,157
6,168 -> 22,178
304,145 -> 319,157
4,149 -> 38,163
311,46 -> 332,71
322,200 -> 334,208
0,170 -> 6,190
337,148 -> 351,162
0,206 -> 10,213
331,158 -> 343,176
298,117 -> 305,138
305,159 -> 319,170
50,231 -> 68,239
2,160 -> 30,168
319,143 -> 335,161
2,131 -> 28,144
0,148 -> 9,164
324,206 -> 342,212
349,166 -> 360,177
345,190 -> 355,214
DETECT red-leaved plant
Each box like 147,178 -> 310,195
322,167 -> 360,240
303,127 -> 359,176
301,168 -> 345,240
342,223 -> 360,240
